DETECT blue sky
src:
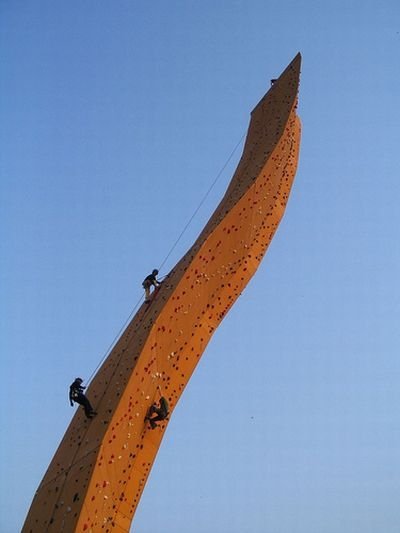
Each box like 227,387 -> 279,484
1,1 -> 400,532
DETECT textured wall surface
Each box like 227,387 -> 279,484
23,53 -> 301,533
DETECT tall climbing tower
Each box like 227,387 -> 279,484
23,53 -> 302,532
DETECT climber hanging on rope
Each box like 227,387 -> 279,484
145,394 -> 169,429
69,378 -> 97,419
142,269 -> 161,303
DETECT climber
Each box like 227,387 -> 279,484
142,269 -> 161,303
69,378 -> 96,419
146,396 -> 169,429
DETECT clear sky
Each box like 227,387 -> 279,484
1,1 -> 400,532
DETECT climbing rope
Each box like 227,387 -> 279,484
85,294 -> 143,384
158,133 -> 246,272
85,131 -> 245,386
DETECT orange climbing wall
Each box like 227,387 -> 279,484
23,53 -> 301,532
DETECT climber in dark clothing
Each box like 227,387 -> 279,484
142,269 -> 161,302
69,378 -> 96,419
146,396 -> 169,429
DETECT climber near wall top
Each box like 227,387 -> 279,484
142,269 -> 161,303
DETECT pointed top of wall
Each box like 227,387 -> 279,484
251,52 -> 301,116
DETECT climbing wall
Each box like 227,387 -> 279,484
23,53 -> 301,532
